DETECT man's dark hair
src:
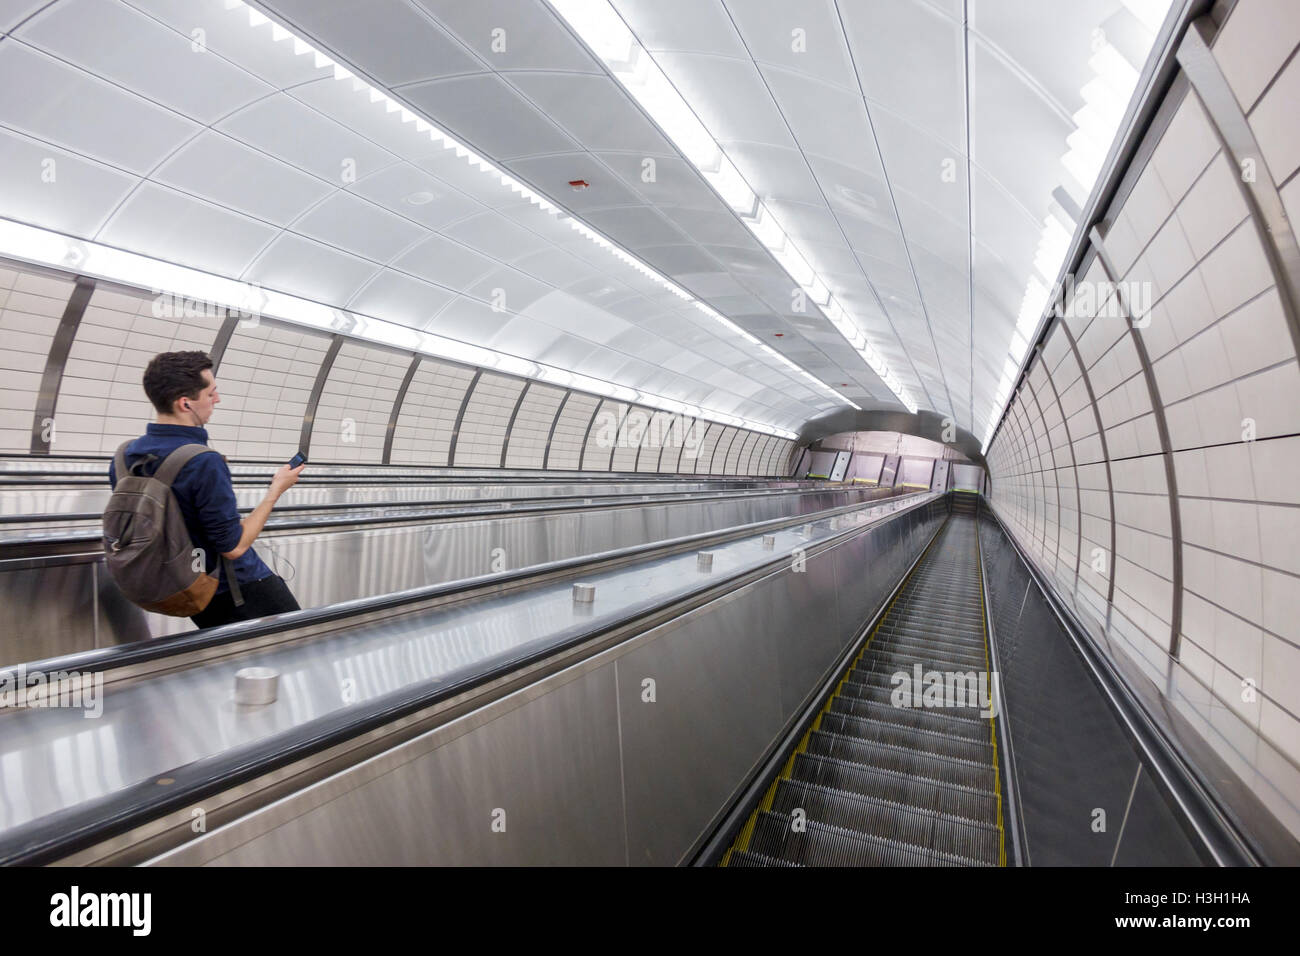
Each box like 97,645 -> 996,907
142,351 -> 214,414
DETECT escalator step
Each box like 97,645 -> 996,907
867,638 -> 988,668
835,679 -> 991,724
827,694 -> 992,741
748,812 -> 991,867
771,779 -> 1001,863
805,729 -> 997,792
817,711 -> 993,763
792,752 -> 999,826
724,849 -> 803,868
856,647 -> 987,673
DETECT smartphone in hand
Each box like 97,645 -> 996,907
288,451 -> 308,469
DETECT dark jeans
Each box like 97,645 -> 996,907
191,574 -> 300,630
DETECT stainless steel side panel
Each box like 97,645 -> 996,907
0,487 -> 893,663
131,499 -> 945,866
616,575 -> 790,866
194,664 -> 626,866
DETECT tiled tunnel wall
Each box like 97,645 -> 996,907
984,1 -> 1300,815
0,263 -> 796,476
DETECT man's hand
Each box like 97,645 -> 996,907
221,463 -> 305,560
269,462 -> 306,500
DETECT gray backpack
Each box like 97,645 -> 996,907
103,442 -> 244,616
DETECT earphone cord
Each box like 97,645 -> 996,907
263,541 -> 296,583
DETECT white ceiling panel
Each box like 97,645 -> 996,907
401,74 -> 579,160
583,206 -> 689,248
442,209 -> 554,263
969,41 -> 1074,219
509,72 -> 676,155
0,0 -> 44,33
761,68 -> 880,169
428,295 -> 511,342
393,234 -> 498,291
658,206 -> 760,247
127,0 -> 331,89
293,190 -> 427,264
612,0 -> 747,57
806,155 -> 895,228
288,78 -> 445,163
154,130 -> 333,226
720,0 -> 857,90
633,243 -> 723,276
893,192 -> 969,265
0,128 -> 138,235
0,42 -> 198,174
265,0 -> 482,86
98,182 -> 279,274
970,166 -> 1041,288
244,232 -> 380,303
417,0 -> 602,73
347,269 -> 454,325
218,92 -> 398,183
971,0 -> 1115,121
592,150 -> 728,211
649,51 -> 796,148
869,107 -> 969,227
467,265 -> 555,312
347,162 -> 486,231
507,247 -> 597,290
21,0 -> 271,124
532,332 -> 598,368
839,0 -> 966,150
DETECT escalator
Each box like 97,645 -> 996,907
722,496 -> 1006,866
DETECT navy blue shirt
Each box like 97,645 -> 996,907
108,424 -> 272,594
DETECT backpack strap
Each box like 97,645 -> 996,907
112,440 -> 133,490
154,443 -> 214,487
153,443 -> 247,609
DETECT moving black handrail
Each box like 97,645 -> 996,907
0,491 -> 937,866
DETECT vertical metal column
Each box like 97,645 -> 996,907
30,277 -> 94,455
298,334 -> 344,459
383,355 -> 422,466
499,380 -> 532,469
1091,226 -> 1185,657
446,369 -> 483,468
1056,310 -> 1119,628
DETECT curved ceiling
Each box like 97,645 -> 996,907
0,0 -> 1171,440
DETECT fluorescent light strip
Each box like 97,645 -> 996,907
982,9 -> 1169,455
545,0 -> 917,415
0,218 -> 797,439
225,0 -> 848,415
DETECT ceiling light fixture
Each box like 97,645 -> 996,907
546,0 -> 916,414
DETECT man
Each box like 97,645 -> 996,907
108,350 -> 304,629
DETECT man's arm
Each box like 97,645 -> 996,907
220,463 -> 304,560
